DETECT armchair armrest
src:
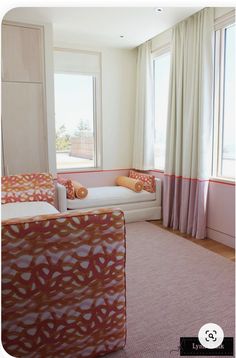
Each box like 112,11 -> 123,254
56,182 -> 67,212
2,208 -> 126,357
155,177 -> 162,207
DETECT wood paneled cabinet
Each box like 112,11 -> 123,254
2,82 -> 47,174
1,22 -> 48,175
2,23 -> 43,83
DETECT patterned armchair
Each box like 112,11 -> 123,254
2,209 -> 126,358
1,172 -> 55,205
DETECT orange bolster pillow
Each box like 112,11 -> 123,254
116,176 -> 143,192
72,181 -> 88,199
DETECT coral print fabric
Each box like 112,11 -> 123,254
129,170 -> 156,193
57,176 -> 75,200
2,209 -> 126,358
1,173 -> 55,205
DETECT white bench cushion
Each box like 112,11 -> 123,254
67,186 -> 156,210
1,201 -> 59,221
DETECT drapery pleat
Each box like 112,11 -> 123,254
132,41 -> 155,170
163,8 -> 214,239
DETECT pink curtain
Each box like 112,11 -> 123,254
163,176 -> 209,238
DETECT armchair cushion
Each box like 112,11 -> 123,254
57,176 -> 75,199
129,170 -> 156,193
1,172 -> 55,205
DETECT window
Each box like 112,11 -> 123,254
213,22 -> 235,180
54,49 -> 101,171
54,73 -> 96,170
153,50 -> 171,170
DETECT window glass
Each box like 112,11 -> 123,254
54,73 -> 95,170
153,52 -> 171,170
221,24 -> 235,178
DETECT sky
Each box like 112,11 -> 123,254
54,73 -> 94,136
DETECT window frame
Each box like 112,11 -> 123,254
152,44 -> 171,172
54,50 -> 102,173
212,13 -> 235,183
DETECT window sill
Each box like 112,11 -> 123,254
210,177 -> 236,185
57,167 -> 102,174
151,169 -> 164,173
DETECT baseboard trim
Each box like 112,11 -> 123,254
207,227 -> 235,248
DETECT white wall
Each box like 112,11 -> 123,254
54,42 -> 137,170
101,48 -> 137,169
2,17 -> 137,173
6,8 -> 233,174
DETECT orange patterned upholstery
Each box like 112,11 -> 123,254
2,208 -> 126,358
116,176 -> 143,192
72,180 -> 88,199
57,176 -> 75,200
1,173 -> 55,205
129,170 -> 156,193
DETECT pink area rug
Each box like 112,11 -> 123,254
107,222 -> 234,358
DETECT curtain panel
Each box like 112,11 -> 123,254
132,41 -> 155,170
163,8 -> 214,239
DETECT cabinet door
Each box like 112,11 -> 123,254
2,24 -> 43,83
2,82 -> 48,175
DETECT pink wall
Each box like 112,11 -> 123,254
58,169 -> 235,248
57,169 -> 129,188
149,170 -> 164,205
149,170 -> 164,181
207,181 -> 235,248
150,171 -> 235,248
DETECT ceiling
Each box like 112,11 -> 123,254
5,7 -> 202,49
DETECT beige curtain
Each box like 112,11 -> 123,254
163,8 -> 214,238
132,40 -> 154,170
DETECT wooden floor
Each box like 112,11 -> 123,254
150,220 -> 235,262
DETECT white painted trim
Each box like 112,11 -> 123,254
214,9 -> 235,30
54,46 -> 102,57
2,20 -> 44,30
54,70 -> 100,76
210,177 -> 236,185
57,167 -> 102,174
43,23 -> 56,175
212,20 -> 235,182
152,43 -> 171,58
207,227 -> 235,248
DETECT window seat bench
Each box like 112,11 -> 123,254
57,177 -> 162,222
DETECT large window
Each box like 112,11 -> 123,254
54,73 -> 97,170
153,50 -> 171,170
213,22 -> 235,180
